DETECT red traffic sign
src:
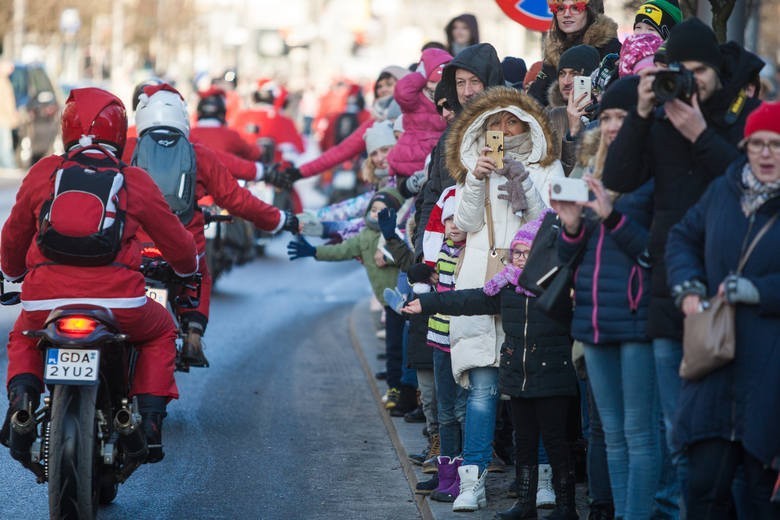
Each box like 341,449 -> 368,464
496,0 -> 554,32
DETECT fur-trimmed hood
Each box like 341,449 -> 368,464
446,86 -> 557,184
547,80 -> 567,108
576,126 -> 601,166
544,14 -> 618,67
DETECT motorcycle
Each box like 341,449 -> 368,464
202,207 -> 255,285
0,261 -> 201,519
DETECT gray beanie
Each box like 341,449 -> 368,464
363,121 -> 396,154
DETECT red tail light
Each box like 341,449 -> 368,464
56,316 -> 98,336
141,247 -> 163,258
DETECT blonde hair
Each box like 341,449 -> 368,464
482,110 -> 530,134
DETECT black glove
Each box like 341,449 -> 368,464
407,263 -> 435,284
266,164 -> 302,190
287,235 -> 316,260
377,207 -> 398,240
280,210 -> 300,234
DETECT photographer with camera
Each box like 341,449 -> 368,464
601,17 -> 765,512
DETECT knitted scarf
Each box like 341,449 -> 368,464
484,264 -> 536,297
741,163 -> 780,217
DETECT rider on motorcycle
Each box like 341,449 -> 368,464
124,84 -> 299,368
0,87 -> 198,464
190,88 -> 262,162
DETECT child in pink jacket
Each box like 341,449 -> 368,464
388,48 -> 452,187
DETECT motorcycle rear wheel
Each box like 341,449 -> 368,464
48,384 -> 99,520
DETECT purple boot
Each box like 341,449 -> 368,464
430,456 -> 462,502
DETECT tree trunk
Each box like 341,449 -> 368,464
710,0 -> 737,42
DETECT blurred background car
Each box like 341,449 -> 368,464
9,62 -> 62,168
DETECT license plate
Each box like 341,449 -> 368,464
45,348 -> 100,384
145,286 -> 169,307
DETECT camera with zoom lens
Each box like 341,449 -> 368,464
652,63 -> 695,104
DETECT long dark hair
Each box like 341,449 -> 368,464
551,7 -> 597,48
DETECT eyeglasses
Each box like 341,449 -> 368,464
746,138 -> 780,155
549,1 -> 588,15
511,249 -> 530,259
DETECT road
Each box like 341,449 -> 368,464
0,176 -> 420,519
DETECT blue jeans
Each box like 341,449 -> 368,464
586,377 -> 613,506
400,321 -> 418,388
462,366 -> 499,473
433,348 -> 466,457
653,337 -> 687,516
585,342 -> 661,520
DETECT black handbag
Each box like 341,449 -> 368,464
518,212 -> 586,324
517,212 -> 564,296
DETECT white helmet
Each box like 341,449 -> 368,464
135,85 -> 190,137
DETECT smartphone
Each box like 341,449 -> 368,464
485,130 -> 504,169
572,76 -> 592,106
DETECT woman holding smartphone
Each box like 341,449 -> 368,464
442,86 -> 564,512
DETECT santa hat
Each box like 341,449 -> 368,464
422,186 -> 458,266
440,188 -> 457,224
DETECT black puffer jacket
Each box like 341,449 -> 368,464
418,287 -> 577,398
601,44 -> 764,340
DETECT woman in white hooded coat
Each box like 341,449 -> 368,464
445,86 -> 564,511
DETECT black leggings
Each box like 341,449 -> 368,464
510,396 -> 571,470
687,439 -> 780,520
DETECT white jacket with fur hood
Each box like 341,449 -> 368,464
446,87 -> 564,387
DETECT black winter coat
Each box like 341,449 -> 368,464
601,44 -> 764,340
418,287 -> 577,398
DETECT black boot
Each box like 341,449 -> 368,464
181,322 -> 209,368
587,502 -> 614,520
548,464 -> 579,520
496,465 -> 538,519
389,385 -> 418,416
137,394 -> 167,463
1,374 -> 42,450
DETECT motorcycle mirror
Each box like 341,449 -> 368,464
0,290 -> 21,306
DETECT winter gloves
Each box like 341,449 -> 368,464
404,169 -> 428,195
264,165 -> 302,190
377,208 -> 398,240
496,160 -> 531,214
723,275 -> 760,305
280,210 -> 300,234
287,235 -> 316,260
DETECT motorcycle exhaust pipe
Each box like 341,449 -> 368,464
114,407 -> 148,482
9,408 -> 45,482
114,408 -> 148,461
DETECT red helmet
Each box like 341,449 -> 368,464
61,87 -> 128,152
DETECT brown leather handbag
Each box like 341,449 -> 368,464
680,214 -> 778,380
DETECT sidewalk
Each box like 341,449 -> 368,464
348,299 -> 590,520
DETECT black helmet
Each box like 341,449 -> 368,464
196,93 -> 226,122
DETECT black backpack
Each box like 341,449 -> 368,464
37,148 -> 127,266
131,129 -> 197,224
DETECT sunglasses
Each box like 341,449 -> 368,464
437,99 -> 453,115
549,1 -> 588,14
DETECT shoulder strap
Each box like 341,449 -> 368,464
484,176 -> 495,252
737,213 -> 779,274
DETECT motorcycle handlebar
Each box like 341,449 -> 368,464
200,208 -> 233,225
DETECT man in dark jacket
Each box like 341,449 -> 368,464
413,43 -> 505,257
601,17 -> 764,507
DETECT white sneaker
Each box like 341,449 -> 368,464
536,463 -> 556,508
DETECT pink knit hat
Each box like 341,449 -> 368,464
421,48 -> 453,83
510,210 -> 549,250
619,33 -> 663,78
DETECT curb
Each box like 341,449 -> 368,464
348,301 -> 435,520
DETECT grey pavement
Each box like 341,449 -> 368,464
349,299 -> 591,520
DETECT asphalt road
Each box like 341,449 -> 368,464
0,227 -> 421,520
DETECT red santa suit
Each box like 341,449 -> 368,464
1,149 -> 198,399
190,120 -> 261,162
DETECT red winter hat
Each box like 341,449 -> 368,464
744,101 -> 780,139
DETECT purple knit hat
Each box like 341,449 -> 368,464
510,210 -> 549,251
619,33 -> 663,78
